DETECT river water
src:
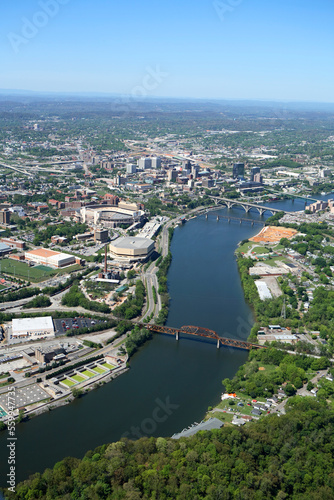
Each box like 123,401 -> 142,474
0,196 -> 319,485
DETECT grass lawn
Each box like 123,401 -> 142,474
82,370 -> 96,378
0,259 -> 82,283
72,374 -> 85,383
101,362 -> 116,370
252,246 -> 270,255
93,366 -> 107,374
237,242 -> 254,254
61,378 -> 76,387
0,284 -> 7,291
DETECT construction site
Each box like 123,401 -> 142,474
249,226 -> 298,243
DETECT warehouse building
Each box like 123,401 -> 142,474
109,237 -> 155,261
25,248 -> 77,268
12,317 -> 55,339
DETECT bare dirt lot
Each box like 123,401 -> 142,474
250,226 -> 298,243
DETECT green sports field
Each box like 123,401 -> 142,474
0,259 -> 82,282
61,378 -> 76,387
82,370 -> 96,378
93,366 -> 107,374
72,374 -> 85,383
101,362 -> 116,370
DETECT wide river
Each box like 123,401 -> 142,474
0,196 -> 325,485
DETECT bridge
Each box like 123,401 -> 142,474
208,196 -> 287,216
206,213 -> 265,226
142,324 -> 266,350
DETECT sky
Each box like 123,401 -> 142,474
1,0 -> 334,102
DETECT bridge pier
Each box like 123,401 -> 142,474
217,339 -> 220,349
176,331 -> 179,341
205,213 -> 208,219
217,215 -> 219,221
251,221 -> 254,226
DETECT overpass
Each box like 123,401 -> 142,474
142,324 -> 266,350
208,196 -> 287,216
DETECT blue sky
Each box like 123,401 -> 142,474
1,0 -> 334,101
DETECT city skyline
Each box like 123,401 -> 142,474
1,0 -> 334,102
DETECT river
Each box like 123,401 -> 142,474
0,196 -> 318,485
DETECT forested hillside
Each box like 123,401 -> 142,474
6,398 -> 334,500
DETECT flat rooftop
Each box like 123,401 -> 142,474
26,248 -> 60,258
111,237 -> 154,250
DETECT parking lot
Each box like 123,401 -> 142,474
54,317 -> 106,335
0,384 -> 50,411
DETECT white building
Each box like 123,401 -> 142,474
25,248 -> 77,268
12,317 -> 55,339
138,157 -> 151,169
151,157 -> 161,169
126,163 -> 137,174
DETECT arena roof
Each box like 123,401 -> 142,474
111,237 -> 154,250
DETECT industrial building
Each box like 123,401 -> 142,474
109,237 -> 155,261
12,317 -> 55,339
25,248 -> 77,268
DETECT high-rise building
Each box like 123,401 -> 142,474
250,167 -> 261,181
182,160 -> 191,175
233,162 -> 245,179
167,169 -> 178,182
0,209 -> 11,225
191,165 -> 200,178
126,163 -> 137,174
138,157 -> 152,169
253,172 -> 263,184
151,157 -> 161,169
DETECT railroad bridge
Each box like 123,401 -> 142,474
142,324 -> 266,351
208,196 -> 286,216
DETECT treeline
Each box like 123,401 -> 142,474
22,295 -> 51,309
157,252 -> 172,295
66,319 -> 117,338
113,280 -> 145,320
0,287 -> 40,304
9,398 -> 334,499
125,326 -> 152,357
61,284 -> 110,314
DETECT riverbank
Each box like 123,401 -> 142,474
0,204 -> 260,486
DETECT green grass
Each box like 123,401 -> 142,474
0,259 -> 82,282
101,362 -> 116,370
72,374 -> 85,383
82,369 -> 96,378
93,366 -> 107,374
0,284 -> 7,291
237,242 -> 254,254
252,246 -> 270,255
34,265 -> 53,272
61,378 -> 76,387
